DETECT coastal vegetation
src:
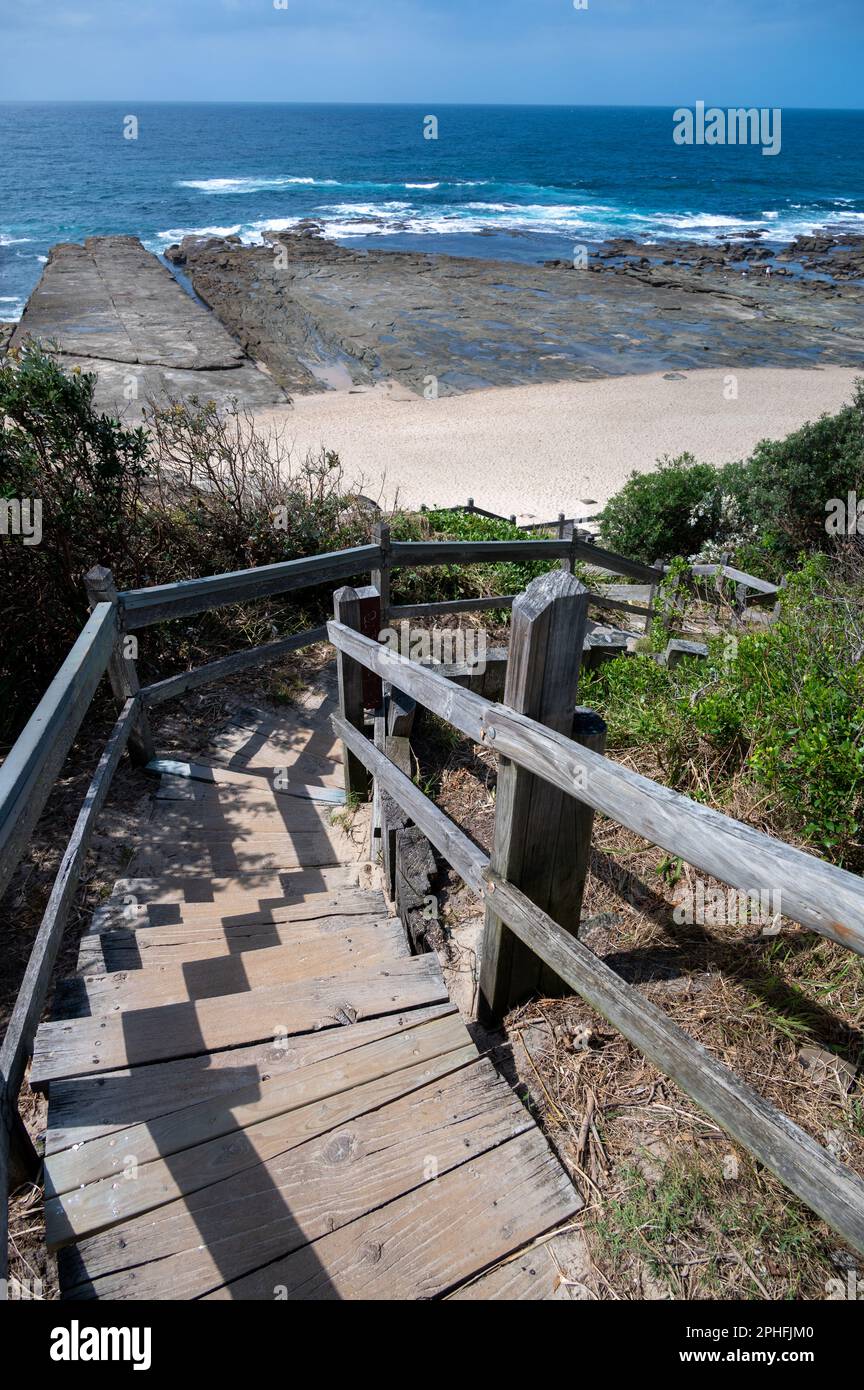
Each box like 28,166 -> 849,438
581,557 -> 864,865
599,381 -> 864,570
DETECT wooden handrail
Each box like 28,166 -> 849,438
0,697 -> 139,1285
389,538 -> 572,566
140,626 -> 328,706
332,710 -> 864,1257
119,544 -> 383,629
0,603 -> 116,902
327,619 -> 864,955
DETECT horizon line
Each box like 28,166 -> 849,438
1,99 -> 863,113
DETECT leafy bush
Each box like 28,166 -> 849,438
721,383 -> 864,562
0,348 -> 373,740
0,345 -> 149,736
598,453 -> 723,563
389,508 -> 567,607
598,383 -> 864,569
581,557 -> 864,863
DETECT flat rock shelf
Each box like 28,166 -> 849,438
11,236 -> 287,416
30,693 -> 581,1301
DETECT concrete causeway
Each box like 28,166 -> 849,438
10,236 -> 287,415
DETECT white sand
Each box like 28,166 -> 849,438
257,366 -> 862,523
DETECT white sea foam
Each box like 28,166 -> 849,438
177,176 -> 339,192
151,200 -> 864,255
154,224 -> 244,243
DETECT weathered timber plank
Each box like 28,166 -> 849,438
65,922 -> 409,1014
205,1127 -> 580,1301
390,539 -> 570,567
389,596 -> 516,620
31,954 -> 448,1084
47,1038 -> 478,1246
59,1057 -> 534,1299
124,834 -> 352,877
327,621 -> 864,953
44,1004 -> 457,1155
447,1246 -> 571,1300
101,867 -> 364,913
86,888 -> 383,936
146,759 -> 344,795
146,795 -> 337,835
77,913 -> 398,974
46,1010 -> 470,1198
571,539 -> 662,583
150,765 -> 345,805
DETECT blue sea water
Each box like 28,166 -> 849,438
1,102 -> 863,321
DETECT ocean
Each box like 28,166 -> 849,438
1,102 -> 863,321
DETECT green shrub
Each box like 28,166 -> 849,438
0,349 -> 372,741
0,345 -> 149,736
583,557 -> 864,864
389,508 -> 566,608
598,382 -> 864,570
598,453 -> 722,563
720,383 -> 864,562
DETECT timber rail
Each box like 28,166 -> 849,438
0,529 -> 847,1295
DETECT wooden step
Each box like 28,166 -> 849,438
87,887 -> 386,936
150,764 -> 346,805
64,922 -> 409,1013
126,834 -> 356,877
43,1004 -> 458,1156
32,955 -> 449,1084
447,1246 -> 571,1300
205,1129 -> 580,1301
78,912 -> 396,974
58,1058 -> 540,1300
147,797 -> 340,835
46,1015 -> 476,1246
103,866 -> 370,913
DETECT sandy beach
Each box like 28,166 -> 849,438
259,365 -> 863,522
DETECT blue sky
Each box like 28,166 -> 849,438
1,0 -> 861,106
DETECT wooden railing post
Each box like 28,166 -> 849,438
84,566 -> 156,765
354,585 -> 383,711
371,521 -> 391,632
537,705 -> 606,996
333,586 -> 370,801
559,520 -> 576,574
7,1111 -> 39,1192
478,569 -> 591,1021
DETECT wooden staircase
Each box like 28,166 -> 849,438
29,692 -> 581,1300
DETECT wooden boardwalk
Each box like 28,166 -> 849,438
29,692 -> 580,1300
